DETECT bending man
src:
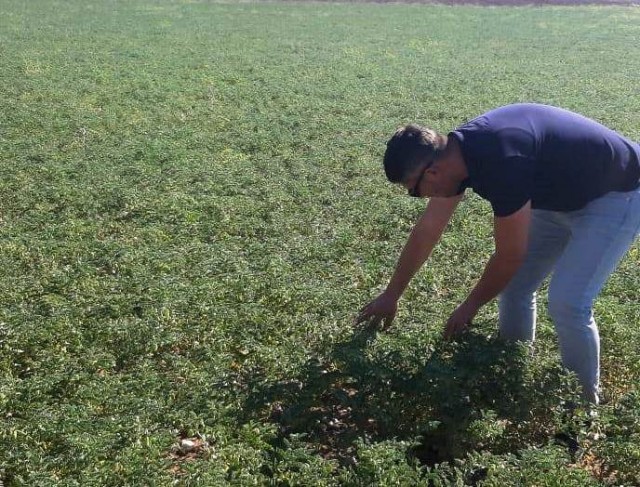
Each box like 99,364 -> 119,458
357,103 -> 640,404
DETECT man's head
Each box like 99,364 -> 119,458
383,124 -> 466,198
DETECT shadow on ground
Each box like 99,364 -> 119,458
239,325 -> 580,470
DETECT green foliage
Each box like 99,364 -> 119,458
463,445 -> 601,486
0,0 -> 638,485
587,392 -> 640,485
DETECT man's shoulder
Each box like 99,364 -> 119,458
455,103 -> 550,138
483,102 -> 557,118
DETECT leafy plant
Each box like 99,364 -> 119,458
0,0 -> 638,485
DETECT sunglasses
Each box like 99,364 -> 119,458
408,160 -> 434,198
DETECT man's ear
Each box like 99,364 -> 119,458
429,158 -> 450,175
426,162 -> 441,176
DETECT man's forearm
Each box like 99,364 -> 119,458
445,203 -> 530,337
464,252 -> 523,310
385,197 -> 461,300
385,223 -> 442,300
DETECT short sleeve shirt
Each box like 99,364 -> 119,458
450,103 -> 640,217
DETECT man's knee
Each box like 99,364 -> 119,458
499,288 -> 536,308
498,291 -> 537,342
548,291 -> 592,328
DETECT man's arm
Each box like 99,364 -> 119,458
356,195 -> 462,328
386,195 -> 463,300
444,201 -> 531,339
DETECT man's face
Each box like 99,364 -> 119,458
406,163 -> 430,198
401,159 -> 459,198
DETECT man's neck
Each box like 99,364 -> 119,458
444,136 -> 469,181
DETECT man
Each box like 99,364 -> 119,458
356,103 -> 640,404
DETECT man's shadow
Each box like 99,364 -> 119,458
240,323 -> 579,467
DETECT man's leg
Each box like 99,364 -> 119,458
548,189 -> 640,404
499,210 -> 572,342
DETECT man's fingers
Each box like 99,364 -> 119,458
354,307 -> 372,325
382,315 -> 394,330
354,315 -> 368,326
443,321 -> 470,341
354,298 -> 395,330
443,324 -> 454,341
355,313 -> 377,327
369,317 -> 382,329
356,315 -> 382,330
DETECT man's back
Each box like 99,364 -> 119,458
451,103 -> 640,216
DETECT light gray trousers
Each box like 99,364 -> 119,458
499,188 -> 640,404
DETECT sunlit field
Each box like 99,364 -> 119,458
0,0 -> 639,484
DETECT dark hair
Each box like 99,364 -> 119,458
383,124 -> 446,183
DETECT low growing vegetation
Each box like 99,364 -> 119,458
0,0 -> 639,484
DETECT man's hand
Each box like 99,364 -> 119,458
444,301 -> 479,340
355,292 -> 398,330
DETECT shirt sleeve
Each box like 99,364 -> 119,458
486,156 -> 534,217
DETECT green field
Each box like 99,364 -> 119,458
1,0 -> 639,485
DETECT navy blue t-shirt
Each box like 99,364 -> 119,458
450,103 -> 640,217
